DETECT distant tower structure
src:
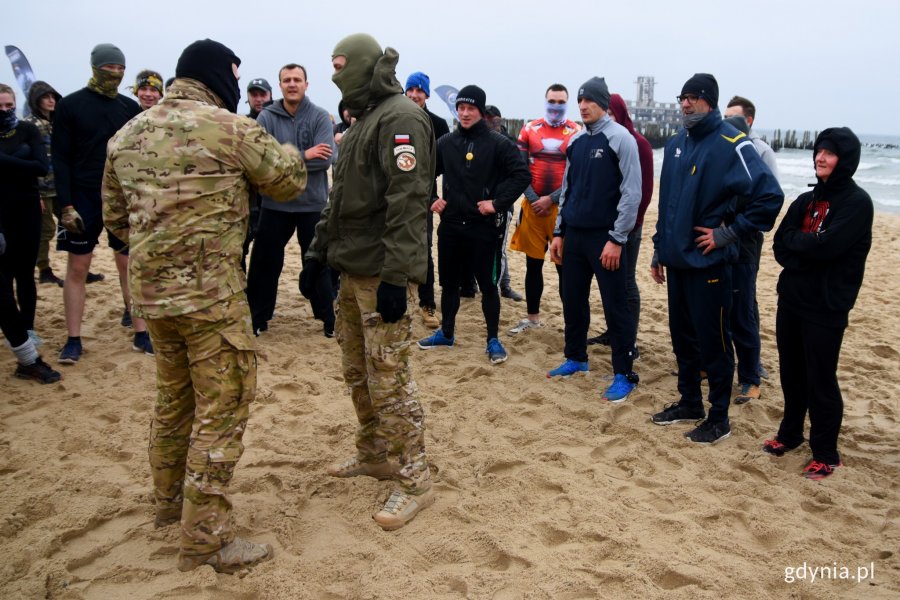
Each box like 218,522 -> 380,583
626,74 -> 682,146
635,76 -> 655,107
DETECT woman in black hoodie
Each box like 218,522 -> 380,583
764,127 -> 873,480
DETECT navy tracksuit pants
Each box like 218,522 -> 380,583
667,264 -> 735,424
561,227 -> 634,375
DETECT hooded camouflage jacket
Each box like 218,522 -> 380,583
23,81 -> 62,197
307,48 -> 435,286
102,78 -> 308,318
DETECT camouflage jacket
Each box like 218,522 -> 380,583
307,48 -> 434,286
23,114 -> 55,197
102,78 -> 307,318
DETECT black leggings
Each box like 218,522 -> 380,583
525,255 -> 562,315
0,205 -> 41,346
438,222 -> 501,341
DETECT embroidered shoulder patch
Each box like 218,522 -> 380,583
396,152 -> 416,171
394,144 -> 415,156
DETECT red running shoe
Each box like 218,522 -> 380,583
802,459 -> 842,480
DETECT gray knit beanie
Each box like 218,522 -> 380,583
91,43 -> 126,68
577,77 -> 610,110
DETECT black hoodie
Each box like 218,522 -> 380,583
773,127 -> 873,327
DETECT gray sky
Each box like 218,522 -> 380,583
5,0 -> 899,136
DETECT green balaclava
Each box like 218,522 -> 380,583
331,33 -> 383,117
87,43 -> 126,98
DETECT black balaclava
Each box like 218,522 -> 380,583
175,39 -> 241,112
332,33 -> 383,118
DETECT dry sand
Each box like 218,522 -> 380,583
1,197 -> 898,600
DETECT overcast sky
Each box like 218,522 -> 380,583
5,0 -> 899,136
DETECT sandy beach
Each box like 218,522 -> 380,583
1,195 -> 898,600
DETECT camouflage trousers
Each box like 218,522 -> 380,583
335,274 -> 431,494
37,195 -> 59,271
144,293 -> 257,558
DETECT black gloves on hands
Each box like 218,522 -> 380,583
376,282 -> 407,323
299,258 -> 324,299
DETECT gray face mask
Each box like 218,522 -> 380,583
682,112 -> 706,129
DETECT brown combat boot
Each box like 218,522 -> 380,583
177,537 -> 274,574
420,306 -> 440,329
327,457 -> 397,480
373,488 -> 435,531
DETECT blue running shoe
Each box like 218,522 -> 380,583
417,329 -> 454,349
547,359 -> 589,378
133,331 -> 155,356
486,338 -> 508,364
604,373 -> 637,403
58,338 -> 83,365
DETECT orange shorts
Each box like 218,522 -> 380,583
510,200 -> 558,260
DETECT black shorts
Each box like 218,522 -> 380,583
56,187 -> 128,255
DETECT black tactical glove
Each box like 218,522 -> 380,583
376,282 -> 407,323
299,257 -> 324,299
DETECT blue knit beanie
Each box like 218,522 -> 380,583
405,71 -> 430,97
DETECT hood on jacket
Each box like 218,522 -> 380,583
813,127 -> 861,187
331,33 -> 402,117
263,95 -> 309,119
608,93 -> 637,136
337,100 -> 351,126
27,81 -> 62,118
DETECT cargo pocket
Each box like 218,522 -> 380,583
220,331 -> 257,406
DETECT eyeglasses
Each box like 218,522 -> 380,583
677,94 -> 700,104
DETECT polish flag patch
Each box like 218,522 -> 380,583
394,134 -> 410,144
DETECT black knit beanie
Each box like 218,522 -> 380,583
681,73 -> 718,107
577,77 -> 610,110
456,84 -> 486,116
175,39 -> 241,112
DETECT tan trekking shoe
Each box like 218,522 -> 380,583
420,306 -> 440,329
373,488 -> 435,531
154,506 -> 181,528
735,383 -> 761,405
327,457 -> 397,480
177,537 -> 274,574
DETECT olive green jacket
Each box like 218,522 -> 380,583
307,49 -> 435,286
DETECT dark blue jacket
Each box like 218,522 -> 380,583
555,116 -> 641,244
653,109 -> 783,269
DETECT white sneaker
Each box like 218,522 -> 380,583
509,318 -> 541,335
